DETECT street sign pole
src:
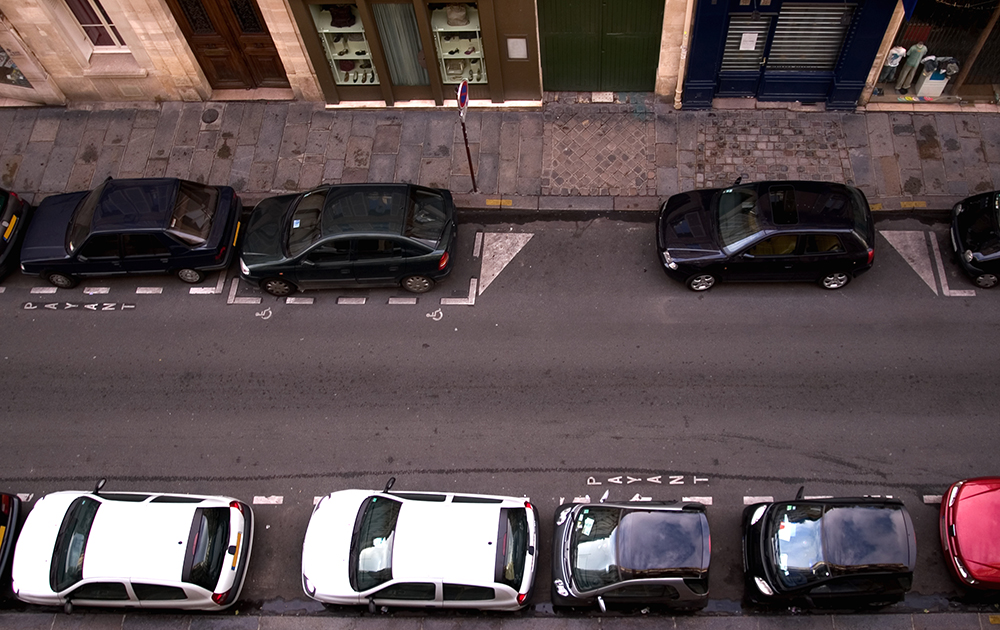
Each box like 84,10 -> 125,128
457,80 -> 478,193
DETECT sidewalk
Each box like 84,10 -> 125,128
3,93 -> 1000,213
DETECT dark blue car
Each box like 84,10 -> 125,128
0,188 -> 32,278
20,178 -> 242,288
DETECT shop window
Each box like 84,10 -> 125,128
372,4 -> 429,86
431,3 -> 486,84
311,4 -> 379,85
0,46 -> 31,88
65,0 -> 128,48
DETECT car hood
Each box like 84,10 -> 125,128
955,482 -> 1000,579
20,192 -> 87,265
302,490 -> 370,601
241,194 -> 298,264
657,191 -> 722,256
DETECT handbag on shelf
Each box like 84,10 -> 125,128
445,4 -> 470,26
325,5 -> 355,28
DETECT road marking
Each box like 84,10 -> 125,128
479,232 -> 532,295
83,287 -> 110,295
804,495 -> 833,500
901,200 -> 927,208
881,230 -> 938,295
16,493 -> 32,502
389,296 -> 418,305
253,496 -> 283,505
441,278 -> 477,305
0,287 -> 4,294
30,287 -> 57,294
337,297 -> 366,305
190,272 -> 227,295
683,497 -> 713,505
255,307 -> 272,320
227,278 -> 261,305
314,496 -> 324,505
136,287 -> 162,294
629,494 -> 652,502
426,308 -> 443,321
485,198 -> 512,206
286,297 -> 314,305
473,231 -> 483,258
929,234 -> 975,297
744,496 -> 774,504
572,495 -> 591,503
924,495 -> 943,504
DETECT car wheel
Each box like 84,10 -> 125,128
46,271 -> 78,289
975,273 -> 998,288
820,272 -> 850,289
176,268 -> 204,284
261,278 -> 296,297
401,275 -> 434,293
686,273 -> 715,291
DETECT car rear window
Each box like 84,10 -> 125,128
495,507 -> 528,590
350,496 -> 401,592
404,189 -> 449,246
168,181 -> 220,246
182,507 -> 230,591
50,497 -> 101,592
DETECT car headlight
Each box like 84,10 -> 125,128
955,203 -> 964,215
754,577 -> 774,596
660,251 -> 679,270
749,505 -> 767,526
953,555 -> 974,583
948,481 -> 963,507
964,250 -> 975,263
553,579 -> 569,597
239,258 -> 250,275
303,574 -> 316,597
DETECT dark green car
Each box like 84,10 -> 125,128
239,184 -> 457,296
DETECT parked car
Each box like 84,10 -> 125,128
0,188 -> 31,278
656,180 -> 875,291
301,478 -> 538,611
950,191 -> 1000,288
20,178 -> 242,288
0,493 -> 21,576
551,500 -> 710,611
742,490 -> 916,609
11,480 -> 253,611
940,477 -> 1000,588
239,184 -> 457,296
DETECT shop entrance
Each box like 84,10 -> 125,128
165,0 -> 290,90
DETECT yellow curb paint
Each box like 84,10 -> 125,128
485,199 -> 512,206
870,203 -> 883,210
989,614 -> 1000,624
901,201 -> 927,208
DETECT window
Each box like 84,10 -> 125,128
768,186 -> 798,225
495,508 -> 528,590
374,582 -> 435,600
122,234 -> 170,258
78,234 -> 119,259
351,496 -> 401,592
304,240 -> 351,264
804,235 -> 845,254
97,492 -> 150,502
65,0 -> 127,48
169,181 -> 219,246
405,189 -> 449,245
745,235 -> 798,257
353,239 -> 398,260
68,581 -> 129,600
50,497 -> 102,592
133,583 -> 188,600
715,186 -> 762,250
443,584 -> 495,601
182,507 -> 230,591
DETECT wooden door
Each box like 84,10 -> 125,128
167,0 -> 290,89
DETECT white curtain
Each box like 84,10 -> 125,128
372,4 -> 429,86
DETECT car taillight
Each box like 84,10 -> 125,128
212,589 -> 230,605
0,495 -> 9,515
438,252 -> 449,270
517,593 -> 528,605
524,500 -> 532,510
215,244 -> 227,261
230,500 -> 245,515
866,248 -> 874,265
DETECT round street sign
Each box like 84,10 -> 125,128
457,79 -> 469,115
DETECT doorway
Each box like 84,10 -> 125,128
166,0 -> 290,89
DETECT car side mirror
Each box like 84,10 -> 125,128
228,545 -> 237,555
368,597 -> 376,614
597,595 -> 607,613
302,259 -> 315,266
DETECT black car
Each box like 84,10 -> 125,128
656,180 -> 875,291
551,501 -> 710,611
950,190 -> 1000,288
239,184 -> 457,296
0,188 -> 31,278
742,490 -> 916,609
20,178 -> 242,288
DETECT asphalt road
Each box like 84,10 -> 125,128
0,212 -> 997,616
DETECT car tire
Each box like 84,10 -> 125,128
401,275 -> 434,293
686,273 -> 715,291
975,273 -> 998,288
261,278 -> 296,297
819,272 -> 850,289
45,271 -> 78,289
176,268 -> 204,284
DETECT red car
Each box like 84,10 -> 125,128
941,478 -> 1000,588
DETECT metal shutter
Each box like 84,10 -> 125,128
767,3 -> 855,70
720,15 -> 772,71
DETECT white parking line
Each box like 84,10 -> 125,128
83,287 -> 110,295
929,235 -> 976,297
136,287 -> 163,294
804,495 -> 833,500
0,287 -> 5,294
441,278 -> 477,305
473,231 -> 483,258
388,296 -> 418,305
190,272 -> 226,295
286,297 -> 314,305
30,287 -> 57,294
252,496 -> 283,505
924,495 -> 943,504
683,496 -> 713,505
337,297 -> 366,305
227,278 -> 261,305
744,496 -> 774,504
16,493 -> 33,502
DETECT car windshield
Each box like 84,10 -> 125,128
183,507 -> 230,591
715,186 -> 763,252
767,503 -> 910,589
168,181 -> 220,246
404,189 -> 449,246
68,182 -> 109,253
50,497 -> 101,592
496,507 -> 528,589
350,496 -> 401,592
570,506 -> 621,590
287,189 -> 328,257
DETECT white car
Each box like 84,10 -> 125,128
11,481 -> 253,611
302,479 -> 538,611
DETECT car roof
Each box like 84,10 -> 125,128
89,178 -> 181,233
318,184 -> 412,238
781,500 -> 912,569
726,181 -> 864,232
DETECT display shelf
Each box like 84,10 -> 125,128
311,4 -> 379,86
431,6 -> 487,84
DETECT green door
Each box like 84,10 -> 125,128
538,0 -> 664,91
